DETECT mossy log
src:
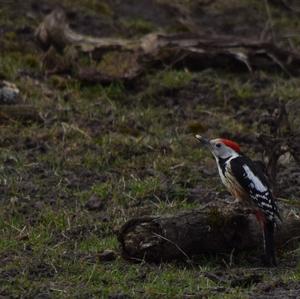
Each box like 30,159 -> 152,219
118,203 -> 300,262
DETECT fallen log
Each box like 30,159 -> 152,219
118,202 -> 300,262
36,8 -> 300,83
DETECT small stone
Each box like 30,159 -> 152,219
278,152 -> 294,166
0,81 -> 20,105
98,249 -> 117,262
85,194 -> 105,211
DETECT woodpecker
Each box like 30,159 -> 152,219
195,135 -> 281,266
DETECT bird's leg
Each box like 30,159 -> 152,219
264,220 -> 277,266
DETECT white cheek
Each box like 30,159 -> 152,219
219,149 -> 230,159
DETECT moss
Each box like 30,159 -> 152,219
268,78 -> 300,102
155,69 -> 194,90
23,54 -> 40,69
91,182 -> 111,200
92,1 -> 113,16
97,51 -> 139,80
121,18 -> 156,35
231,80 -> 254,101
4,31 -> 17,41
49,75 -> 69,89
0,53 -> 24,79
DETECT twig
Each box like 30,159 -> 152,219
152,232 -> 192,264
282,236 -> 300,248
86,264 -> 96,285
269,0 -> 300,13
264,0 -> 276,43
61,122 -> 92,140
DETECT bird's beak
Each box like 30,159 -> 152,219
195,135 -> 210,147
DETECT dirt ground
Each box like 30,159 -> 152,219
0,0 -> 300,298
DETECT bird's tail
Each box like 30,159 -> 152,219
255,210 -> 277,266
262,219 -> 277,266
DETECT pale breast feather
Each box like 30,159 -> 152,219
223,160 -> 248,198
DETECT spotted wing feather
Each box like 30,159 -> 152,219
229,156 -> 281,222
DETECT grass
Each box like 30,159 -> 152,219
121,18 -> 157,35
150,69 -> 194,91
1,0 -> 300,298
62,0 -> 113,16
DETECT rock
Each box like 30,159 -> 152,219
278,152 -> 294,166
84,194 -> 105,211
98,249 -> 117,262
0,81 -> 20,105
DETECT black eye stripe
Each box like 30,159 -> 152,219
216,143 -> 222,148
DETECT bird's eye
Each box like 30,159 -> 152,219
216,143 -> 222,148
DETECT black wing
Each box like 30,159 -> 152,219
229,156 -> 281,221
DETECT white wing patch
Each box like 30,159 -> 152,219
243,165 -> 268,192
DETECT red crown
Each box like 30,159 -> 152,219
221,139 -> 241,153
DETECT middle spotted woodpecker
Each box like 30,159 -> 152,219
195,135 -> 281,266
